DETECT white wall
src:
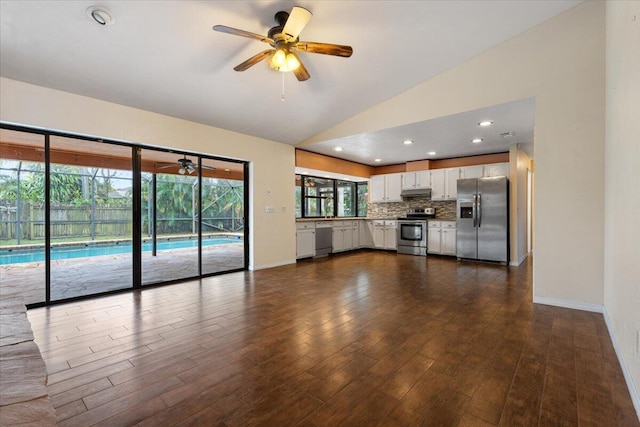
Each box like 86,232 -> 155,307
0,77 -> 297,270
604,0 -> 640,412
302,1 -> 606,307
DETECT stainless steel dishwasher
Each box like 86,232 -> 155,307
315,222 -> 333,257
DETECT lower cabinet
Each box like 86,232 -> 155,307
359,220 -> 374,247
333,221 -> 359,253
441,228 -> 457,256
373,220 -> 397,250
296,222 -> 315,259
428,220 -> 457,256
427,221 -> 441,254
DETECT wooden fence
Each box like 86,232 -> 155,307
1,202 -> 243,242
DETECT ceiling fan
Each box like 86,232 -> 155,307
213,6 -> 353,81
157,156 -> 216,175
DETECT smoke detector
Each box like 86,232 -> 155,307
87,6 -> 114,26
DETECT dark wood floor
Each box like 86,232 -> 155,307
27,251 -> 638,426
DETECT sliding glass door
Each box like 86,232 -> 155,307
0,129 -> 46,305
0,124 -> 248,305
200,157 -> 245,275
49,136 -> 133,300
141,149 -> 199,285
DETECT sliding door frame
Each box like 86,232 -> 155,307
0,122 -> 249,308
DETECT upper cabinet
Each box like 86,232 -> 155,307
484,162 -> 510,178
460,165 -> 484,179
370,173 -> 402,203
431,168 -> 459,201
401,171 -> 430,190
370,162 -> 509,203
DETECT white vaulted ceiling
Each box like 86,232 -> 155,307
1,1 -> 581,164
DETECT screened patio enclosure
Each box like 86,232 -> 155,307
0,125 -> 248,306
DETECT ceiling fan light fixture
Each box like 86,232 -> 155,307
270,47 -> 300,72
178,167 -> 186,175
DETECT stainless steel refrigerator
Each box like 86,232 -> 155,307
456,176 -> 509,263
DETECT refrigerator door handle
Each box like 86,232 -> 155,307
478,193 -> 482,227
472,194 -> 477,227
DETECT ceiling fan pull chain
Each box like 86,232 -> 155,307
281,72 -> 286,101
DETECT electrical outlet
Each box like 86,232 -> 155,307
264,206 -> 276,213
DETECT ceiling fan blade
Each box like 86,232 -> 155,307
282,6 -> 312,40
291,53 -> 310,81
233,49 -> 273,71
202,165 -> 217,172
294,41 -> 353,57
157,164 -> 176,170
212,25 -> 274,45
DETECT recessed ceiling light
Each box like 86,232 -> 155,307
224,168 -> 230,172
427,151 -> 436,156
87,6 -> 114,26
403,140 -> 413,145
471,138 -> 483,143
478,120 -> 494,127
374,158 -> 382,163
334,147 -> 343,152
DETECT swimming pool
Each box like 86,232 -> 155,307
0,236 -> 242,265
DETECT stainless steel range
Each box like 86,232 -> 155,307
397,208 -> 435,256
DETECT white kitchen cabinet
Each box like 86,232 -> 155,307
384,220 -> 397,250
372,220 -> 396,249
484,162 -> 510,178
427,221 -> 442,254
296,222 -> 315,259
370,173 -> 403,202
460,165 -> 484,179
431,168 -> 459,201
332,221 -> 346,253
359,220 -> 374,247
428,220 -> 456,256
333,221 -> 359,252
373,220 -> 386,248
430,170 -> 445,200
441,222 -> 457,255
350,221 -> 359,249
401,171 -> 430,190
446,168 -> 460,199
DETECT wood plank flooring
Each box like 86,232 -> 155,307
26,251 -> 639,426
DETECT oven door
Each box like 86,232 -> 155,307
397,220 -> 427,247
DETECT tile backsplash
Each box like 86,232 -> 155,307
367,195 -> 457,219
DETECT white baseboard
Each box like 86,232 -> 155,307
532,296 -> 604,313
533,296 -> 639,421
249,259 -> 296,271
509,252 -> 529,267
603,308 -> 640,420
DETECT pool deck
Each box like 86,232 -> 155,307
0,243 -> 244,305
